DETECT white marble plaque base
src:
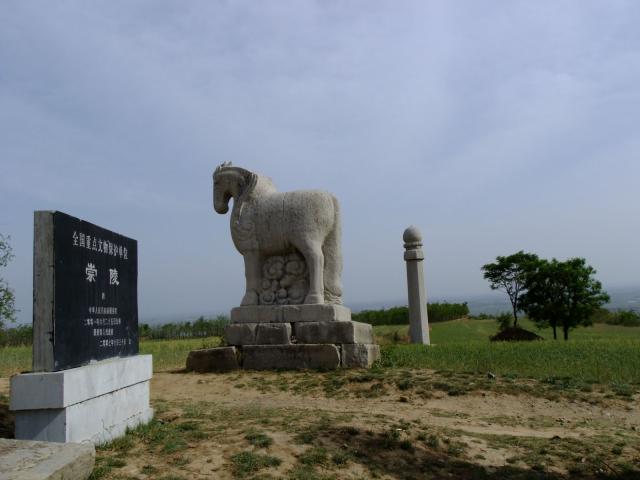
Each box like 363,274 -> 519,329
10,355 -> 153,444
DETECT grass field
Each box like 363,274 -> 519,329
1,318 -> 639,386
375,317 -> 640,344
2,318 -> 640,479
0,336 -> 223,378
376,318 -> 640,385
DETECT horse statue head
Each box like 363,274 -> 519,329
212,162 -> 257,214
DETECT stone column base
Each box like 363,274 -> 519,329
10,355 -> 154,444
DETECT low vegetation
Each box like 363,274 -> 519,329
0,324 -> 31,347
0,234 -> 16,330
0,315 -> 231,347
591,307 -> 640,327
139,315 -> 230,341
352,302 -> 469,325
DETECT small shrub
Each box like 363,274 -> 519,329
231,451 -> 281,478
141,465 -> 158,475
496,312 -> 513,331
426,434 -> 439,449
294,431 -> 317,444
245,430 -> 273,448
332,450 -> 350,465
399,439 -> 414,451
299,447 -> 328,466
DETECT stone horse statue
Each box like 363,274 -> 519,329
213,163 -> 343,306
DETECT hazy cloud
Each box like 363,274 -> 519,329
1,1 -> 639,323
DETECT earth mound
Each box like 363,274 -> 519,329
0,402 -> 14,439
490,327 -> 543,342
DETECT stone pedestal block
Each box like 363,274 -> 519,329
243,344 -> 341,370
341,344 -> 380,368
295,321 -> 372,344
225,323 -> 292,346
0,438 -> 95,480
186,347 -> 239,372
10,355 -> 153,444
231,304 -> 351,323
225,323 -> 257,345
256,323 -> 292,344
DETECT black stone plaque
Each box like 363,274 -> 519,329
36,211 -> 138,371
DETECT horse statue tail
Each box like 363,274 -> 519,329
323,195 -> 343,304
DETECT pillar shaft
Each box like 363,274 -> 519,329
403,226 -> 430,345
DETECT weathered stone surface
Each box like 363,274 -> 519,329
231,304 -> 351,324
296,321 -> 372,344
186,347 -> 239,373
0,438 -> 95,480
213,163 -> 343,306
341,344 -> 380,368
255,323 -> 291,345
225,323 -> 257,346
243,344 -> 340,370
11,356 -> 153,444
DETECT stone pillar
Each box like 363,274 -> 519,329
403,226 -> 430,344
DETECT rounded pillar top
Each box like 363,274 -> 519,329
403,225 -> 423,245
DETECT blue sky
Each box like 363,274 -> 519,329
1,1 -> 639,324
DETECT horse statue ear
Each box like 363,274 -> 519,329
215,161 -> 233,175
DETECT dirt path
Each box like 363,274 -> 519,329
152,371 -> 638,440
144,371 -> 639,478
2,371 -> 638,478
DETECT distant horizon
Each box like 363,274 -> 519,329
6,283 -> 639,327
138,283 -> 640,325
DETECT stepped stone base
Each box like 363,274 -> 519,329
185,343 -> 379,372
186,304 -> 380,372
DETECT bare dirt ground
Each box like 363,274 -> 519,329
1,370 -> 639,479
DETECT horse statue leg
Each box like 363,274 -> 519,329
293,240 -> 324,304
241,251 -> 262,306
322,196 -> 343,304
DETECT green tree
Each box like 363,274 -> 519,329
0,234 -> 17,328
481,251 -> 540,328
139,323 -> 151,338
521,258 -> 609,340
